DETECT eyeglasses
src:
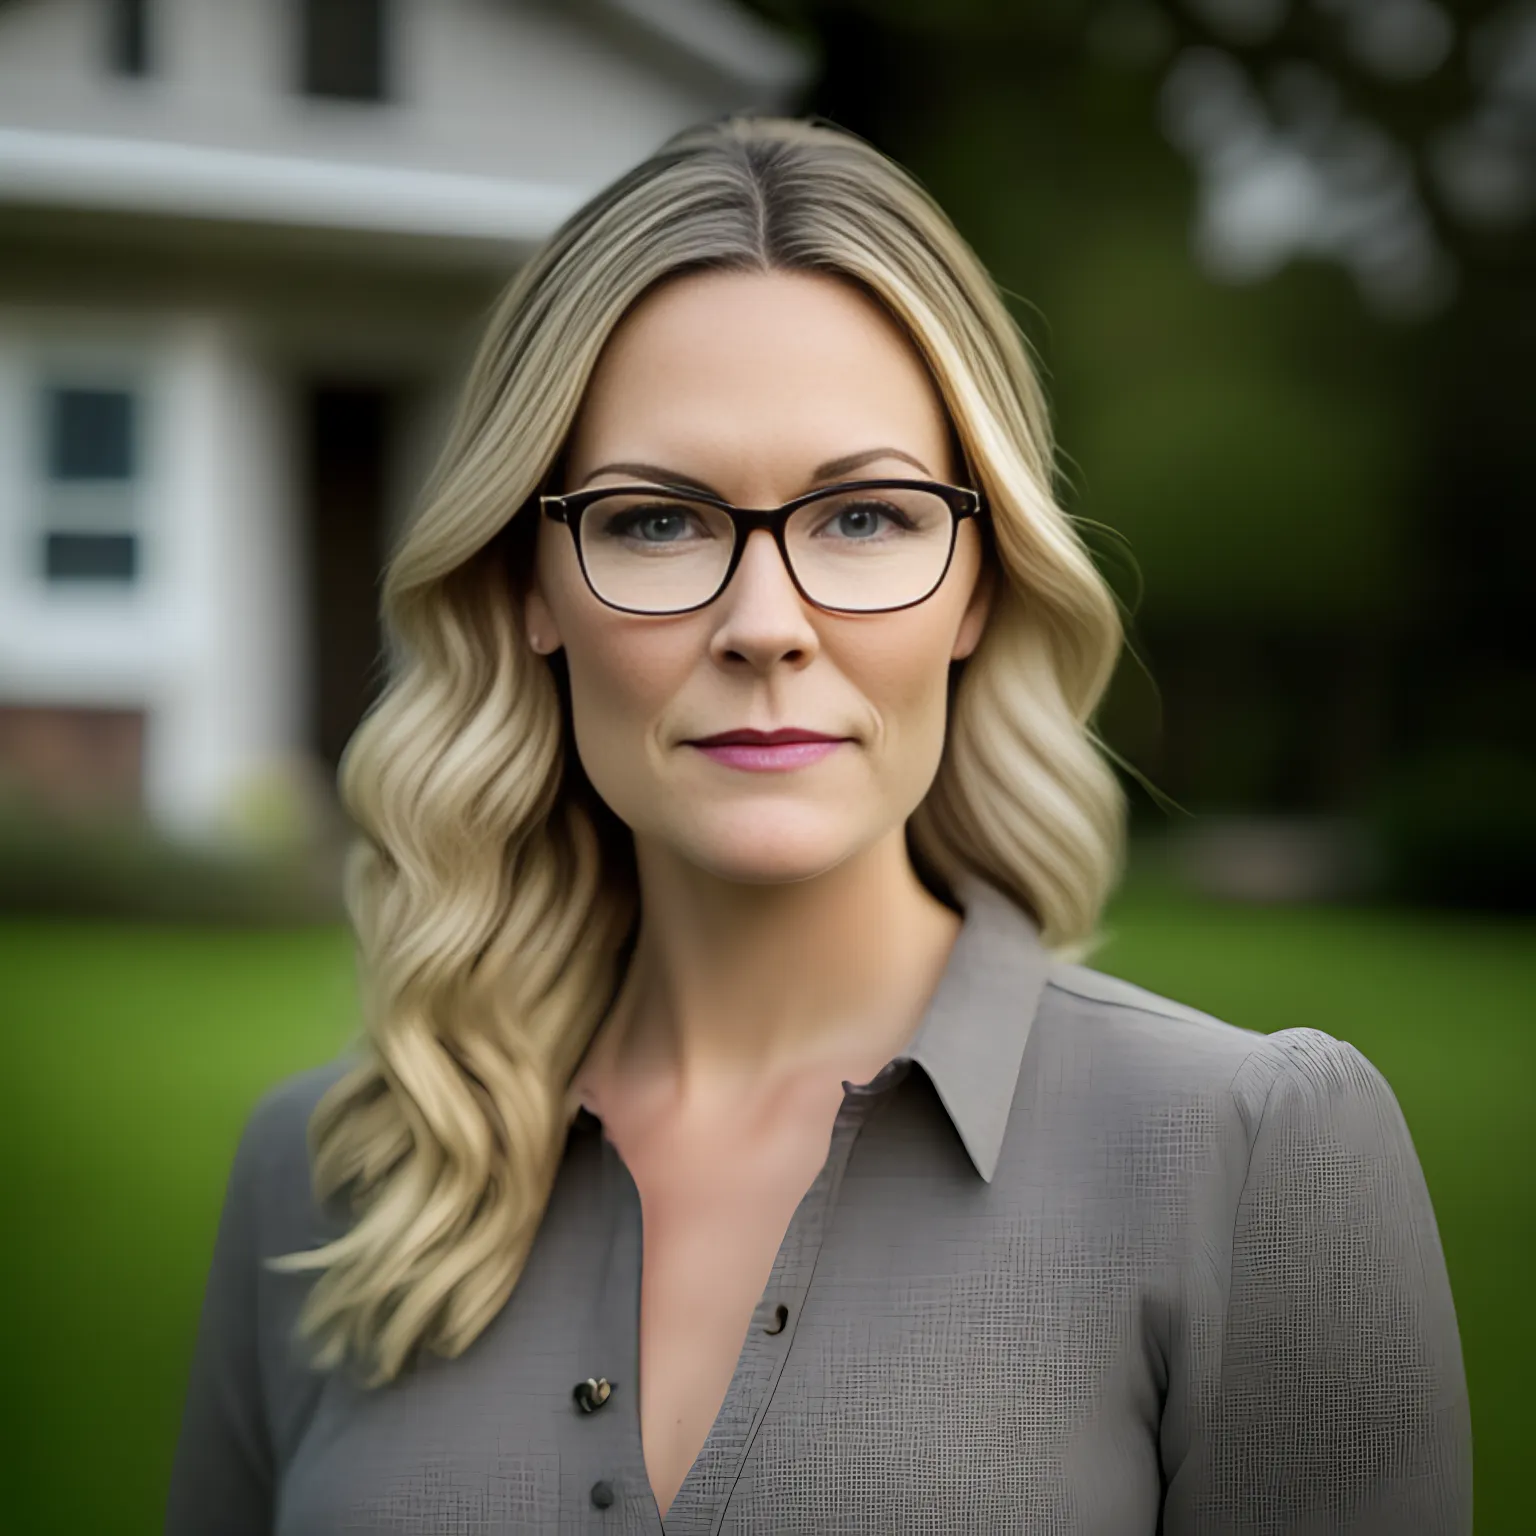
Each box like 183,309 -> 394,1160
539,478 -> 986,616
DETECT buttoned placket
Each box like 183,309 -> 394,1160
572,1060 -> 912,1534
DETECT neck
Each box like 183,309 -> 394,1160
582,833 -> 962,1117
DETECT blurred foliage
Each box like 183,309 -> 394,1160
0,791 -> 343,925
1368,742 -> 1536,911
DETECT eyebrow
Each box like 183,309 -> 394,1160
578,447 -> 934,498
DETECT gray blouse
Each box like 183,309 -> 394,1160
165,873 -> 1473,1534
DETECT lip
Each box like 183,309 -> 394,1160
685,728 -> 851,774
688,728 -> 847,746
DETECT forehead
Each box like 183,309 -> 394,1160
564,268 -> 955,487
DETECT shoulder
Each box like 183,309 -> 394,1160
1043,962 -> 1257,1045
226,1055 -> 360,1253
236,1055 -> 356,1169
1036,961 -> 1263,1092
1033,961 -> 1397,1142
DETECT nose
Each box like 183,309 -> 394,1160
707,528 -> 819,671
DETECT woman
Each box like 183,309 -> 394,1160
166,116 -> 1472,1534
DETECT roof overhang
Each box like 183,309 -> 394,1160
0,127 -> 589,248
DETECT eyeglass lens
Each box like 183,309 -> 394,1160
576,486 -> 956,612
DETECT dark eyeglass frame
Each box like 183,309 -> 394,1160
539,477 -> 988,617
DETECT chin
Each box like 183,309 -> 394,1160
674,810 -> 863,886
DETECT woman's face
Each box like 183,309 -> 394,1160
525,267 -> 992,886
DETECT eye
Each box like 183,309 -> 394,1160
816,498 -> 914,540
599,501 -> 712,544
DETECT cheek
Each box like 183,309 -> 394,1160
843,611 -> 958,746
563,627 -> 692,764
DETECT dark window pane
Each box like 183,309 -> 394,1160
47,388 -> 135,481
301,0 -> 387,101
44,533 -> 138,583
108,0 -> 150,76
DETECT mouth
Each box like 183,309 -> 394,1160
685,728 -> 851,773
688,728 -> 848,747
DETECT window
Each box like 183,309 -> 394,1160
300,0 -> 388,102
39,384 -> 142,585
107,0 -> 151,77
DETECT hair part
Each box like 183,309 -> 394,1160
266,114 -> 1126,1387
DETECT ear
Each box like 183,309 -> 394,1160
524,579 -> 563,656
951,559 -> 995,662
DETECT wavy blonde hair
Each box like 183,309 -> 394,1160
268,115 -> 1126,1387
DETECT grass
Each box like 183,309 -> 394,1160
1,886 -> 1529,1532
2,925 -> 358,1534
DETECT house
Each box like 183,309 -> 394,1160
0,0 -> 811,846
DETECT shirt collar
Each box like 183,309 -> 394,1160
895,868 -> 1053,1184
568,869 -> 1053,1184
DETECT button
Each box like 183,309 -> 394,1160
764,1303 -> 789,1335
573,1377 -> 613,1413
590,1480 -> 616,1509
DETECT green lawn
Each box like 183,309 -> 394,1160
1,890 -> 1529,1532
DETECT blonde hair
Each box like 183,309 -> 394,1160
268,115 -> 1126,1386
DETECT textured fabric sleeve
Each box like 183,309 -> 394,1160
164,1094 -> 279,1536
1164,1027 -> 1473,1534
